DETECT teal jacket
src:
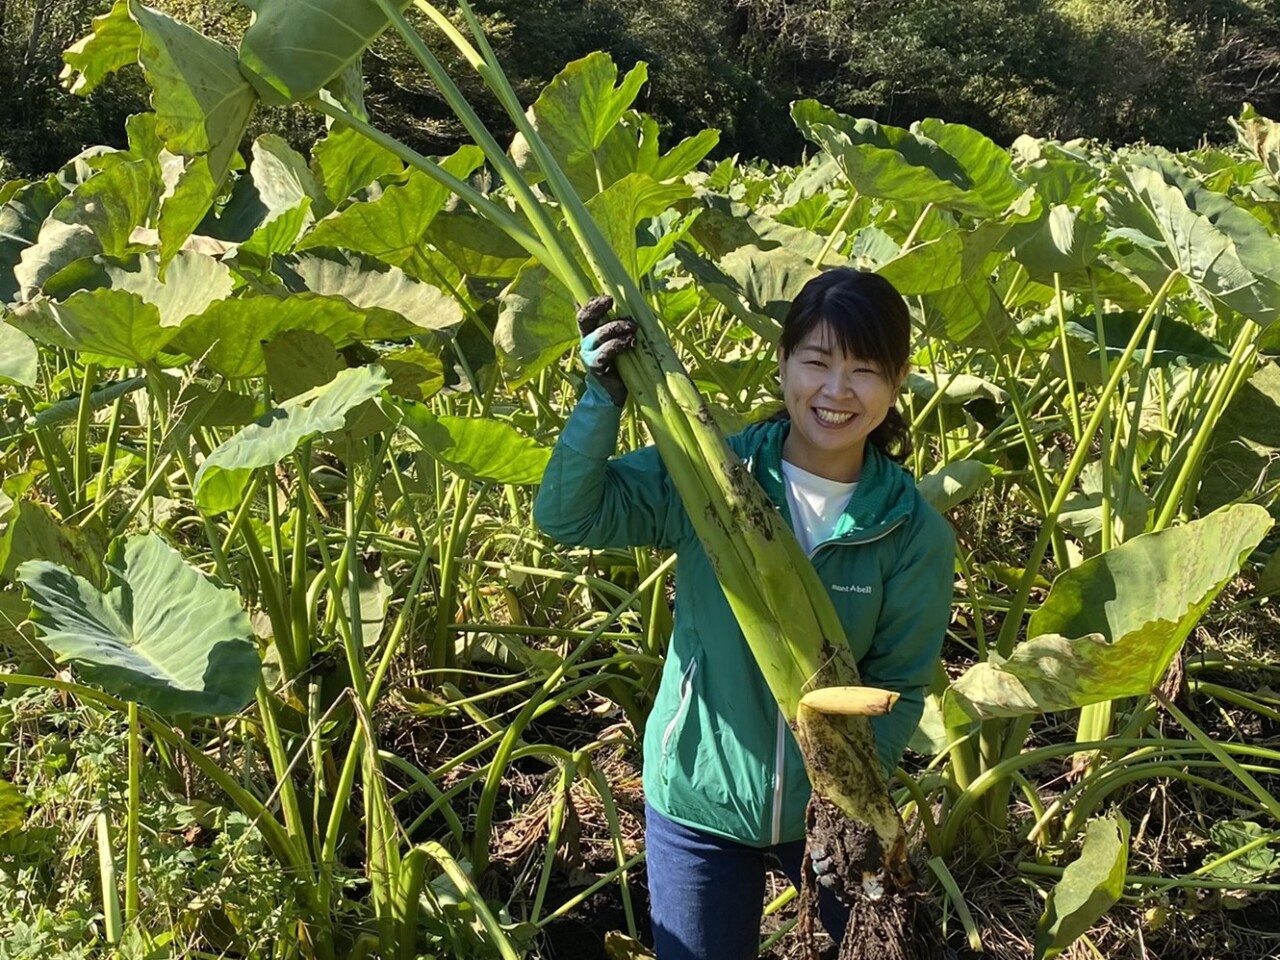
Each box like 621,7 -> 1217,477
533,384 -> 955,847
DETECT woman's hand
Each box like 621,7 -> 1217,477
577,295 -> 637,407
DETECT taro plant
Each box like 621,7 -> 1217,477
0,1 -> 1276,956
42,1 -> 973,955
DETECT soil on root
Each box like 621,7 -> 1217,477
799,797 -> 945,960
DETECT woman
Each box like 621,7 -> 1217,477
533,268 -> 955,959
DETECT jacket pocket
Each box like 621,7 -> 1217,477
659,656 -> 698,784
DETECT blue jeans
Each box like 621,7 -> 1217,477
645,803 -> 850,960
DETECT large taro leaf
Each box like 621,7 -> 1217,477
877,233 -> 965,295
395,402 -> 551,485
17,532 -> 259,717
379,346 -> 445,402
157,154 -> 218,270
311,123 -> 403,207
209,136 -> 323,256
16,158 -> 156,299
493,262 -> 576,376
1008,203 -> 1105,279
238,0 -> 411,104
241,135 -> 325,222
274,249 -> 463,333
43,250 -> 232,324
917,460 -> 995,513
510,53 -> 649,198
792,102 -> 1024,218
0,587 -> 52,668
298,146 -> 485,265
947,504 -> 1273,721
1231,104 -> 1280,186
0,177 -> 64,304
0,323 -> 38,386
1057,462 -> 1154,549
12,291 -> 177,368
1,501 -> 111,587
589,112 -> 719,194
1103,158 -> 1280,328
676,244 -> 821,342
922,276 -> 1016,349
1048,311 -> 1232,388
1198,362 -> 1280,514
1012,137 -> 1106,207
690,192 -> 833,262
1035,815 -> 1130,960
194,365 -> 390,513
62,1 -> 256,190
905,370 -> 1007,434
170,292 -> 422,378
262,330 -> 344,401
587,174 -> 692,277
422,209 -> 532,281
11,251 -> 231,366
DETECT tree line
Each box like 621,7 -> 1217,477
2,0 -> 1277,176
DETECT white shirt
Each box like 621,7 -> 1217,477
780,460 -> 857,554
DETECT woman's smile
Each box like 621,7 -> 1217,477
813,407 -> 857,427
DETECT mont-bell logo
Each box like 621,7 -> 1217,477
831,583 -> 872,594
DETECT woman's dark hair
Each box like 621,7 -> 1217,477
777,267 -> 913,463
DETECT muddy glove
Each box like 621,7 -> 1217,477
577,295 -> 637,407
808,844 -> 850,904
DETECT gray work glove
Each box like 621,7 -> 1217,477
808,844 -> 850,904
577,295 -> 637,407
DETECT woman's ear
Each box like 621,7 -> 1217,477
894,363 -> 910,391
776,345 -> 787,385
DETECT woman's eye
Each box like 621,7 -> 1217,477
805,360 -> 826,368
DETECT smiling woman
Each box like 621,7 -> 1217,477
777,269 -> 914,483
534,267 -> 955,960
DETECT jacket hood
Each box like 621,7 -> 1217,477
739,417 -> 918,540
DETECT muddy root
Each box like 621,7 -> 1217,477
799,796 -> 946,960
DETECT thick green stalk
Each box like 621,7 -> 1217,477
1088,271 -> 1115,552
1114,308 -> 1164,531
95,810 -> 122,944
73,362 -> 98,510
377,0 -> 592,296
994,270 -> 1181,657
813,190 -> 860,267
93,389 -> 127,504
125,701 -> 140,923
1053,274 -> 1082,437
1154,323 -> 1256,529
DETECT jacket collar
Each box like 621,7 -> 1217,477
745,418 -> 916,541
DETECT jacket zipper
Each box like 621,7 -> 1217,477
770,710 -> 786,844
767,514 -> 909,844
660,658 -> 698,782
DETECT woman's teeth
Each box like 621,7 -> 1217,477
814,408 -> 854,425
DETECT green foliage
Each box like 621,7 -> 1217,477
17,533 -> 261,717
0,687 -> 305,956
2,8 -> 1279,955
1035,814 -> 1131,959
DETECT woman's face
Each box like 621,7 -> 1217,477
778,321 -> 905,482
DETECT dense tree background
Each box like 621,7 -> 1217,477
1,0 -> 1278,176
